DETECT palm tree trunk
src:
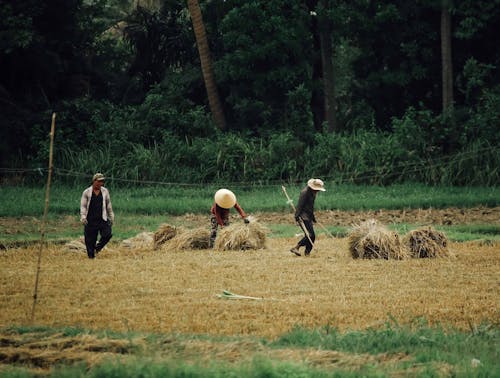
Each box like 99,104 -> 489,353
187,0 -> 226,131
309,0 -> 338,133
318,16 -> 337,133
441,0 -> 454,112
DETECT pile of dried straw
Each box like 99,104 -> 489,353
153,223 -> 178,249
214,220 -> 268,251
348,219 -> 407,260
167,227 -> 211,250
121,232 -> 154,250
63,238 -> 86,253
404,227 -> 450,258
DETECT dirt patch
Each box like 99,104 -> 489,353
173,207 -> 500,228
248,207 -> 500,227
0,207 -> 497,245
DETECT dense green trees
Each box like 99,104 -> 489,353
0,0 -> 498,185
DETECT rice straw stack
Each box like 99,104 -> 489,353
121,232 -> 154,250
63,238 -> 86,253
404,227 -> 450,258
167,227 -> 211,250
348,219 -> 407,259
153,223 -> 178,250
214,220 -> 268,251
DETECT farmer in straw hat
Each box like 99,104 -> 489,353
210,189 -> 249,247
290,178 -> 325,256
80,173 -> 114,259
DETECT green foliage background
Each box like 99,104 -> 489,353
0,0 -> 499,186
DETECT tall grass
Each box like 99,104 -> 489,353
11,129 -> 498,187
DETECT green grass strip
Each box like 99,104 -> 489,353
1,322 -> 498,377
0,183 -> 498,217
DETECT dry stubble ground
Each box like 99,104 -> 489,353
1,229 -> 498,338
0,208 -> 499,374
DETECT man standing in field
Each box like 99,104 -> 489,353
80,173 -> 114,259
290,178 -> 325,257
209,188 -> 249,247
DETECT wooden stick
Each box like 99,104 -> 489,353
281,185 -> 296,212
316,220 -> 336,239
31,112 -> 56,323
281,185 -> 315,249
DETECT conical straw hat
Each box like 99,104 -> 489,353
214,189 -> 236,209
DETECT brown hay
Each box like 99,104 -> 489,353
121,232 -> 154,250
0,330 -> 432,376
348,219 -> 407,260
63,238 -> 86,253
0,331 -> 144,375
167,227 -> 211,250
214,220 -> 268,251
404,227 -> 450,258
153,223 -> 178,249
1,238 -> 498,339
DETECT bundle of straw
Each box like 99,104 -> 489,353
214,220 -> 268,251
153,223 -> 178,250
121,232 -> 154,250
63,238 -> 86,253
404,227 -> 450,258
348,219 -> 407,260
167,227 -> 211,250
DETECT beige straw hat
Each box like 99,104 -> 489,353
92,173 -> 105,182
307,178 -> 326,191
214,189 -> 237,209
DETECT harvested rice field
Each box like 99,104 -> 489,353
1,227 -> 498,338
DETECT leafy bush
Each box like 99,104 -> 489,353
18,89 -> 499,187
284,83 -> 314,143
42,122 -> 498,187
391,106 -> 433,158
462,85 -> 500,145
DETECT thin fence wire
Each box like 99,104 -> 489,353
0,144 -> 498,188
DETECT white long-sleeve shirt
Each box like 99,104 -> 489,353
80,186 -> 114,223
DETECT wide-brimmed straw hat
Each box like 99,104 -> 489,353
92,173 -> 105,182
214,189 -> 236,209
307,178 -> 326,191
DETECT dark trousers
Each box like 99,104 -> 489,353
298,219 -> 315,255
84,219 -> 112,258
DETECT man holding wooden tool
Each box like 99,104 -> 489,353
287,178 -> 325,256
